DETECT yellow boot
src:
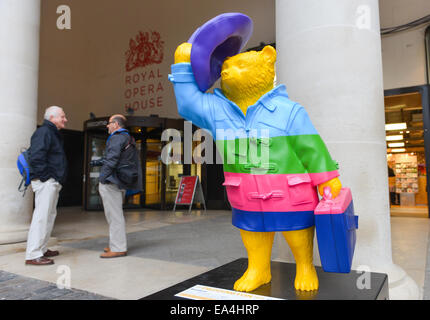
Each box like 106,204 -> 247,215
234,230 -> 275,292
282,226 -> 319,291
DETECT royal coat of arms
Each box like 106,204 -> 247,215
125,31 -> 164,72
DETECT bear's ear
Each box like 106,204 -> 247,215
260,45 -> 276,64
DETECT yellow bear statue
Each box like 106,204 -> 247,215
171,42 -> 342,292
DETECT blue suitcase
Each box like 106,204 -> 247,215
314,187 -> 358,273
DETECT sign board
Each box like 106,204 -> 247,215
175,176 -> 197,205
175,284 -> 283,300
173,176 -> 206,213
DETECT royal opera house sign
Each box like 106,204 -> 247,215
124,30 -> 165,112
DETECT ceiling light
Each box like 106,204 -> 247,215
388,142 -> 405,148
386,135 -> 403,141
391,148 -> 406,153
385,123 -> 407,131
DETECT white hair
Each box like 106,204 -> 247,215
44,106 -> 63,120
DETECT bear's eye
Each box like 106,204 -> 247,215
237,60 -> 247,68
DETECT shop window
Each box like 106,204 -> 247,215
385,91 -> 428,217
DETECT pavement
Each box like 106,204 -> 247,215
0,207 -> 428,300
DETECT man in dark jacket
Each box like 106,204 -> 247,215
25,106 -> 68,265
98,114 -> 142,258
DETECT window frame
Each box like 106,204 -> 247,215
425,25 -> 430,84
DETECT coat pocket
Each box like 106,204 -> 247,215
286,175 -> 313,205
222,176 -> 243,208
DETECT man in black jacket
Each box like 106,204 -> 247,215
25,106 -> 68,265
98,114 -> 142,258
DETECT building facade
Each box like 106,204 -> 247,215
1,0 -> 430,299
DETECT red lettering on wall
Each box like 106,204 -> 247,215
148,84 -> 154,94
157,82 -> 163,93
124,30 -> 165,112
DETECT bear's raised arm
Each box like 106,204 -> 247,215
168,62 -> 222,136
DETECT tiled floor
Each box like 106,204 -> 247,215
391,216 -> 430,298
0,206 -> 428,300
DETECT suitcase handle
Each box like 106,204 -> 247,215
323,187 -> 332,199
323,186 -> 335,204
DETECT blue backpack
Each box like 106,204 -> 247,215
17,149 -> 31,197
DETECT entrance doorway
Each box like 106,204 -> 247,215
384,85 -> 430,218
83,116 -> 177,210
82,116 -> 208,211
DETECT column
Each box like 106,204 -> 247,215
275,0 -> 419,299
0,0 -> 41,244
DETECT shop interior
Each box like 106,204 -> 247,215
384,89 -> 429,218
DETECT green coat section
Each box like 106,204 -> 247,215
216,134 -> 338,175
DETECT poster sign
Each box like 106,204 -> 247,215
175,176 -> 197,205
175,284 -> 284,300
173,176 -> 206,213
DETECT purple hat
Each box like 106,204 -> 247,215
188,13 -> 253,92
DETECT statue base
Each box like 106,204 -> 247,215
142,258 -> 388,300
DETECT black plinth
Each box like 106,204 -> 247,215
142,258 -> 389,300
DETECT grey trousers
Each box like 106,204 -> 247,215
26,178 -> 62,260
98,183 -> 127,252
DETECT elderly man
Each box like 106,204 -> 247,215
25,106 -> 68,265
98,114 -> 142,258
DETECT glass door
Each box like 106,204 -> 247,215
144,134 -> 163,209
166,163 -> 184,206
86,134 -> 107,210
164,131 -> 184,207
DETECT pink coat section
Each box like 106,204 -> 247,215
222,171 -> 339,212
